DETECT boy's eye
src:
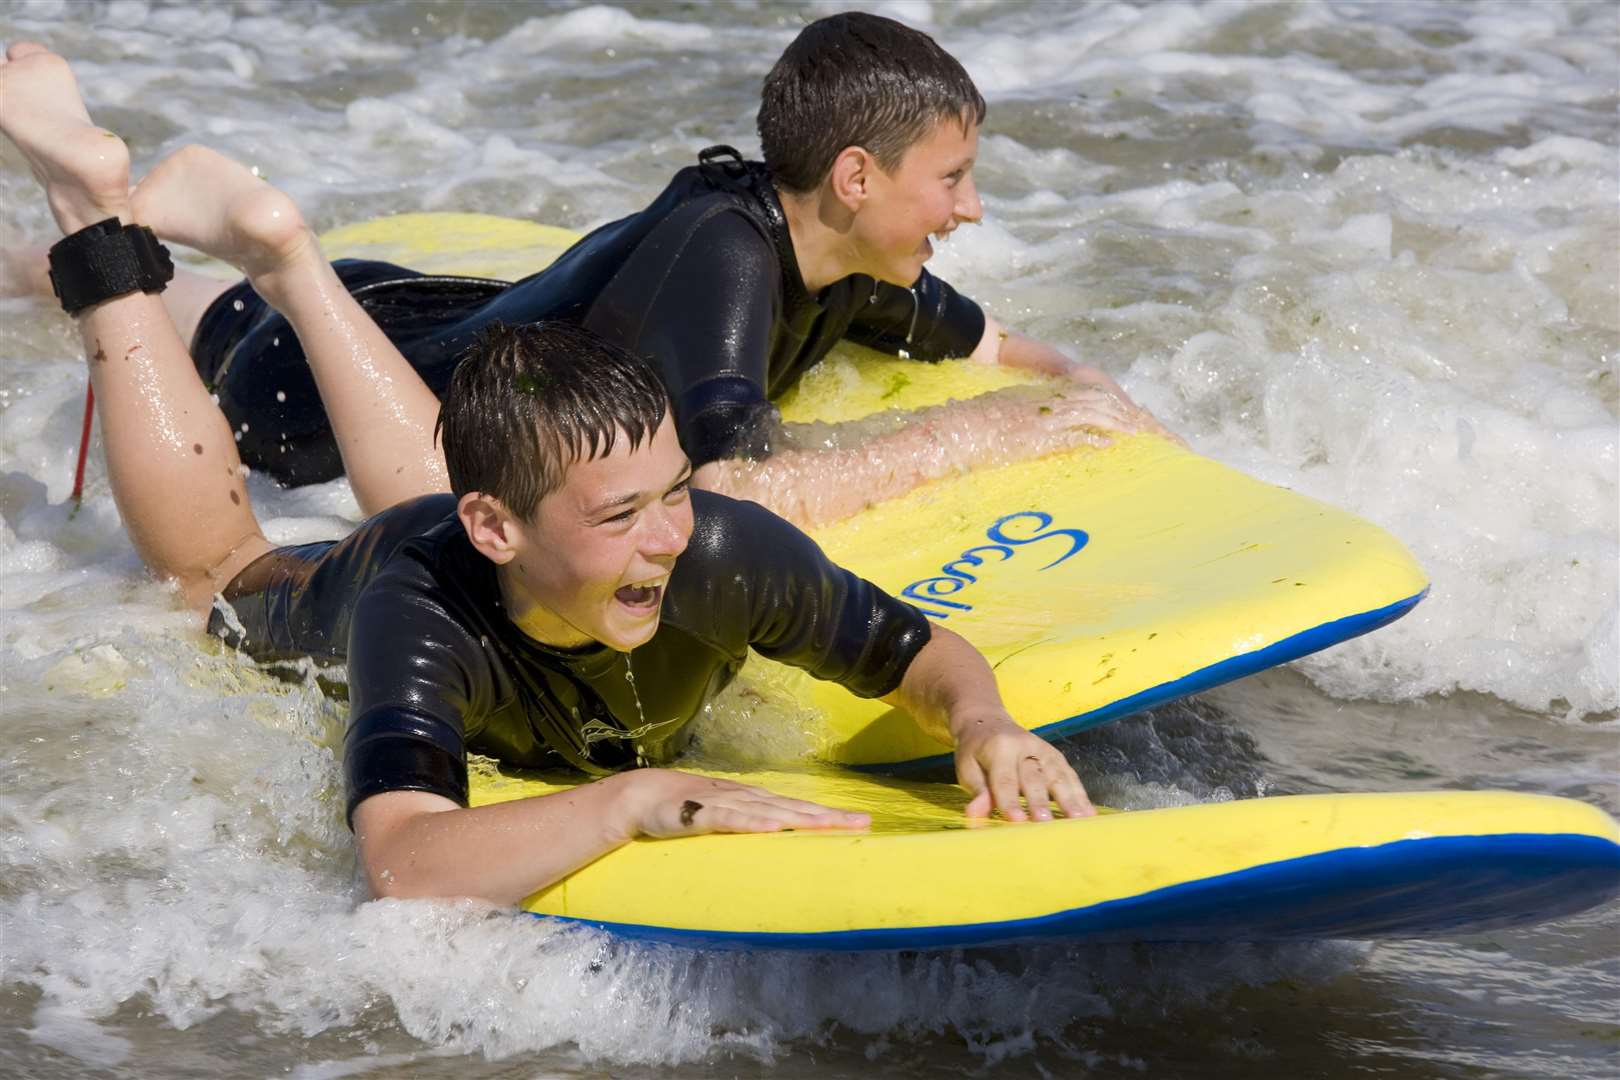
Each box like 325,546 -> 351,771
601,508 -> 636,525
666,479 -> 691,501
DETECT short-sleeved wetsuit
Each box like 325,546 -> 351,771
191,148 -> 986,486
209,490 -> 930,824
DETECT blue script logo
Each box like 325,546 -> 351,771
899,511 -> 1088,620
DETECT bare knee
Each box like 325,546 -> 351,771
176,532 -> 274,614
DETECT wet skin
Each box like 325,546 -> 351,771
849,115 -> 985,288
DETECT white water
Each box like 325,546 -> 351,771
2,2 -> 1616,1077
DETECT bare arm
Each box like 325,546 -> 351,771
972,314 -> 1182,443
880,624 -> 1094,822
692,386 -> 1136,528
970,313 -> 1123,390
353,768 -> 870,905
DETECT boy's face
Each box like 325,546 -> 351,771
854,115 -> 983,287
506,415 -> 694,652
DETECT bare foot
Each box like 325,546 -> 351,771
0,43 -> 132,235
130,144 -> 317,300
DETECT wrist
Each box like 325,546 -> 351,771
947,704 -> 1016,747
596,769 -> 654,846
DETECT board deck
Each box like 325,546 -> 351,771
768,417 -> 1426,768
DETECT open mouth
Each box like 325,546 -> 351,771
614,580 -> 665,613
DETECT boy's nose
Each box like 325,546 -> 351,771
643,502 -> 691,559
955,174 -> 983,223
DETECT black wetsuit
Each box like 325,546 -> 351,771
209,491 -> 929,823
191,148 -> 986,485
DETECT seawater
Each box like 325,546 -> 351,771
1,2 -> 1615,1077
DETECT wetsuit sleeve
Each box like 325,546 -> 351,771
342,576 -> 493,826
583,207 -> 780,467
703,494 -> 932,698
843,270 -> 986,362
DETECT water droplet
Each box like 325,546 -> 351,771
271,337 -> 280,347
275,391 -> 286,403
232,299 -> 245,312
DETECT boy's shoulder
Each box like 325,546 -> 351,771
350,496 -> 500,638
663,491 -> 826,622
639,152 -> 785,256
682,488 -> 809,562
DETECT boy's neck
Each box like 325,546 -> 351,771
495,563 -> 595,651
776,183 -> 859,295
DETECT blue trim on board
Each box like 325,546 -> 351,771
534,830 -> 1620,951
858,587 -> 1429,775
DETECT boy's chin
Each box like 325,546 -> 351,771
601,613 -> 661,651
877,256 -> 928,287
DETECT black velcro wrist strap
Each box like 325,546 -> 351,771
47,218 -> 175,315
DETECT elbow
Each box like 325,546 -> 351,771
357,827 -> 457,902
362,859 -> 488,903
362,856 -> 432,901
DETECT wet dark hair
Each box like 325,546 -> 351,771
436,322 -> 669,520
758,12 -> 987,194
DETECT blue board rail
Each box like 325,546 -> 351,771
536,829 -> 1620,951
859,588 -> 1428,775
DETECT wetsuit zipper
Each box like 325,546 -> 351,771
868,280 -> 922,347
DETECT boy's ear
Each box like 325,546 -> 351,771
458,491 -> 521,566
827,145 -> 875,211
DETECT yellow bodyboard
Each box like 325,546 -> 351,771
471,761 -> 1620,947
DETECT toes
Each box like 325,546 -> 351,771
6,42 -> 55,63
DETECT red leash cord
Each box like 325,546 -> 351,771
71,382 -> 94,506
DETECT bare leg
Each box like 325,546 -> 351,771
129,146 -> 451,513
0,42 -> 272,612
